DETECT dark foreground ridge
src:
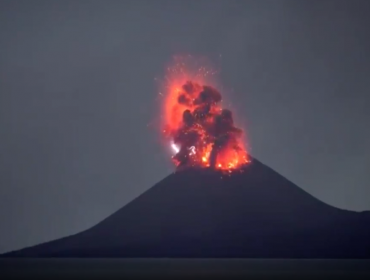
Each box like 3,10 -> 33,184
2,157 -> 370,258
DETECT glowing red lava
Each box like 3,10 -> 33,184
160,56 -> 249,172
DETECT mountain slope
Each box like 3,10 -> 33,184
2,158 -> 370,258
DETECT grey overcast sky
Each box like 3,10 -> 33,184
0,0 -> 369,254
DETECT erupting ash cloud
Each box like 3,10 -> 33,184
161,56 -> 249,171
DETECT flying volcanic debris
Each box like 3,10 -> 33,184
161,56 -> 250,171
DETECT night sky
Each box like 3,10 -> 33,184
0,0 -> 369,254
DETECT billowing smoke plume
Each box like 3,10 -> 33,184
164,80 -> 248,170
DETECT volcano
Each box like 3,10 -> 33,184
2,157 -> 370,258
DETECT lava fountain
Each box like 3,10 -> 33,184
160,56 -> 250,172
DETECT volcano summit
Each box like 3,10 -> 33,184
2,157 -> 370,258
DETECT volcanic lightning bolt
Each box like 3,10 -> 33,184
161,56 -> 250,172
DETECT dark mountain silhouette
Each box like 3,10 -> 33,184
2,157 -> 370,258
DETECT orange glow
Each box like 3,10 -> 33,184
160,56 -> 249,171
